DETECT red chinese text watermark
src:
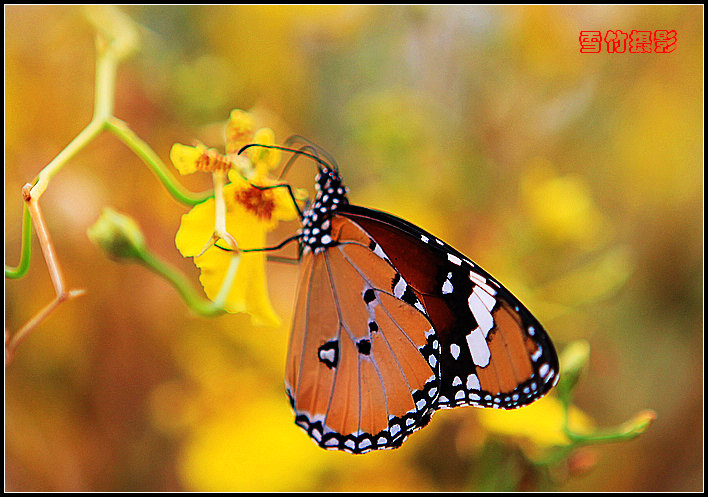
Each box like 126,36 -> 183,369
579,30 -> 677,53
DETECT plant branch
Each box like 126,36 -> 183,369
5,203 -> 33,278
105,117 -> 213,206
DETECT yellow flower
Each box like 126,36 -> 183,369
170,143 -> 236,176
521,157 -> 604,248
248,128 -> 281,178
225,109 -> 255,155
476,395 -> 594,448
173,110 -> 299,326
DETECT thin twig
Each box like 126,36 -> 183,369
5,289 -> 85,366
5,185 -> 87,366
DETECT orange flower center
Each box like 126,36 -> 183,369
234,185 -> 275,220
195,148 -> 234,173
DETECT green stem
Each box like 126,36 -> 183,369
30,33 -> 118,201
94,38 -> 117,120
564,420 -> 650,445
137,248 -> 225,317
5,204 -> 33,278
212,254 -> 240,309
105,117 -> 213,206
30,118 -> 106,200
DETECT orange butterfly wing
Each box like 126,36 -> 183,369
338,205 -> 559,410
285,216 -> 439,453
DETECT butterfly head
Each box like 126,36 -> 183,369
315,167 -> 343,191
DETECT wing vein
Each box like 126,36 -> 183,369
321,251 -> 351,433
337,245 -> 428,407
293,255 -> 317,402
338,245 -> 429,350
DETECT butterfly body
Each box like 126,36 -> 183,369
285,165 -> 559,454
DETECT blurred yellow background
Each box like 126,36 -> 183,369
5,5 -> 702,491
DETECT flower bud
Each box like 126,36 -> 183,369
619,409 -> 657,438
82,5 -> 140,61
87,207 -> 146,261
556,340 -> 591,400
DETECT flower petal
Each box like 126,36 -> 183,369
176,187 -> 284,327
248,128 -> 281,176
176,199 -> 216,257
171,143 -> 203,175
226,109 -> 255,155
224,174 -> 299,231
195,245 -> 281,327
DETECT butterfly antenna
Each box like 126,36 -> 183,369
279,144 -> 324,180
284,135 -> 340,172
237,143 -> 333,174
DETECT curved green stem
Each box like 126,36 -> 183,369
563,410 -> 655,445
138,248 -> 225,317
105,117 -> 213,206
5,204 -> 33,278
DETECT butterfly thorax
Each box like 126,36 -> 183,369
300,168 -> 349,252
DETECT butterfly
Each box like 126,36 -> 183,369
240,140 -> 560,454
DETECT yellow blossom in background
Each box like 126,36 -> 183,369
477,395 -> 594,448
521,158 -> 605,248
173,110 -> 300,326
178,395 -> 334,492
247,127 -> 281,176
225,109 -> 255,155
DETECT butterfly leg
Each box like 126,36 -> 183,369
264,254 -> 300,265
215,234 -> 303,264
214,233 -> 301,253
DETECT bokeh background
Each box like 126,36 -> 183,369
5,5 -> 703,492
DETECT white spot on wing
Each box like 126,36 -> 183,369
466,327 -> 490,367
373,243 -> 387,260
469,271 -> 486,286
469,271 -> 497,296
473,286 -> 496,312
450,343 -> 460,360
468,292 -> 494,335
447,253 -> 462,266
442,279 -> 453,294
466,374 -> 481,390
393,276 -> 407,298
539,363 -> 550,377
319,348 -> 336,364
531,346 -> 542,362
